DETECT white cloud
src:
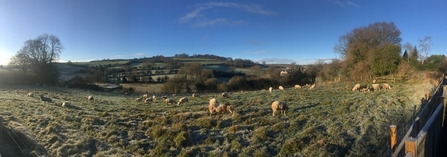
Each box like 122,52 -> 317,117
258,58 -> 296,64
179,2 -> 277,27
193,18 -> 229,27
329,0 -> 359,8
244,50 -> 270,54
134,52 -> 146,56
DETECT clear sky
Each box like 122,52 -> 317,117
1,0 -> 446,66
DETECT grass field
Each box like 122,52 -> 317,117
72,60 -> 130,67
0,82 -> 436,156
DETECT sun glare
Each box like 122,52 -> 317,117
0,53 -> 11,66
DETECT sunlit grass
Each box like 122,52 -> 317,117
0,82 -> 437,156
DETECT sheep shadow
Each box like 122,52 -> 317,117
293,103 -> 318,112
64,104 -> 82,110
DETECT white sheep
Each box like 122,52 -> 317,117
309,84 -> 316,90
294,85 -> 301,89
144,97 -> 153,103
192,93 -> 199,98
27,92 -> 34,97
352,84 -> 361,91
360,86 -> 370,92
269,87 -> 273,93
164,97 -> 176,105
372,84 -> 380,91
209,98 -> 219,116
87,95 -> 94,101
142,94 -> 148,99
177,97 -> 188,105
382,83 -> 392,90
62,101 -> 71,107
271,101 -> 288,116
152,95 -> 157,102
222,92 -> 229,98
217,103 -> 235,116
279,86 -> 284,91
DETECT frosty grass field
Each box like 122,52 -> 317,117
0,81 -> 436,156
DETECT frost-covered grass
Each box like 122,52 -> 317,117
0,82 -> 436,156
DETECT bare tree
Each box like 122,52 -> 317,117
419,36 -> 432,65
403,42 -> 413,62
249,65 -> 264,77
9,34 -> 64,84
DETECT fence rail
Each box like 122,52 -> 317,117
391,76 -> 446,157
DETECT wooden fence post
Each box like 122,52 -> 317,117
412,117 -> 420,137
405,137 -> 417,157
390,125 -> 397,153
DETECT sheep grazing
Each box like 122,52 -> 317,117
88,95 -> 94,101
279,86 -> 284,91
144,97 -> 153,103
372,84 -> 380,91
217,103 -> 235,116
271,101 -> 288,116
352,84 -> 361,91
177,97 -> 189,105
39,95 -> 52,103
135,97 -> 143,102
62,101 -> 71,107
222,92 -> 229,98
27,92 -> 34,97
294,85 -> 301,89
209,98 -> 219,116
269,87 -> 273,93
163,97 -> 176,105
152,95 -> 157,102
309,84 -> 316,90
359,85 -> 370,92
382,83 -> 392,90
192,93 -> 199,98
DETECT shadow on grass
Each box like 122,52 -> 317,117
293,103 -> 318,112
0,126 -> 48,157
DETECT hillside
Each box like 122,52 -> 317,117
0,81 -> 437,156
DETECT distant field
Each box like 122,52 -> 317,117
0,81 -> 436,156
202,65 -> 231,72
73,60 -> 129,66
57,63 -> 88,81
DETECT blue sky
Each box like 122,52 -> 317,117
1,0 -> 446,66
